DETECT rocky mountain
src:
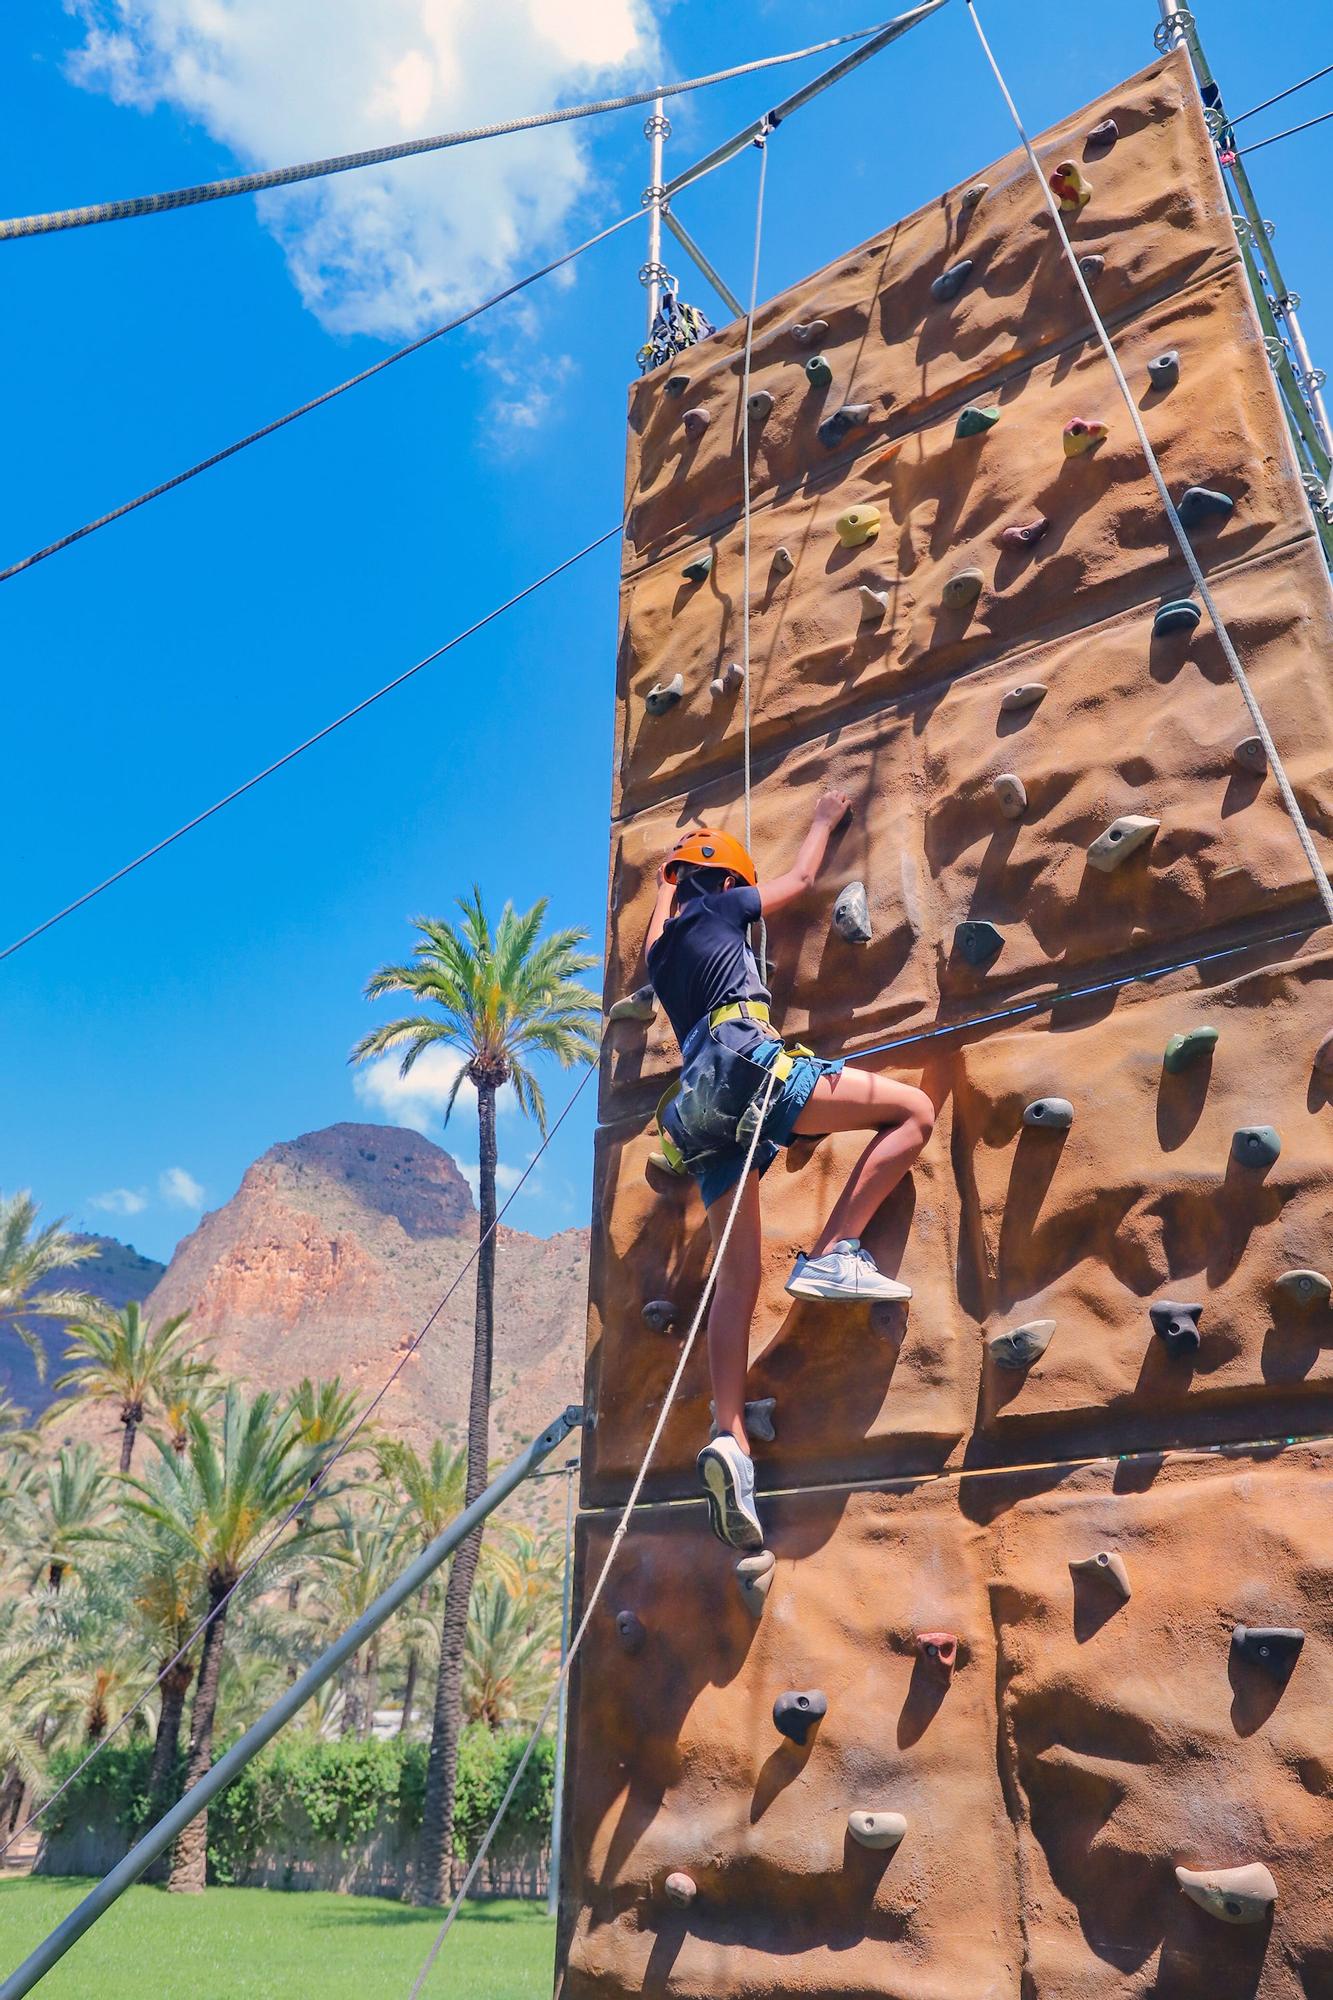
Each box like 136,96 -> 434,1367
1,1235 -> 166,1420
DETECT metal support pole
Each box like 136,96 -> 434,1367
640,97 -> 669,335
662,208 -> 744,320
0,1406 -> 586,2000
545,1462 -> 576,1919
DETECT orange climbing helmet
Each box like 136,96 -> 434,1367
662,827 -> 757,887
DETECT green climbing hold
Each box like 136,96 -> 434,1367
1275,1269 -> 1332,1307
942,568 -> 984,610
956,404 -> 1000,438
1232,1124 -> 1281,1167
1153,599 -> 1201,637
1163,1026 -> 1218,1073
804,354 -> 833,389
955,920 -> 1004,967
1177,486 -> 1234,530
681,551 -> 714,582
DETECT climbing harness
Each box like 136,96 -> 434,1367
637,289 -> 716,374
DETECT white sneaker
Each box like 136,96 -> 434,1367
785,1239 -> 912,1303
696,1434 -> 765,1550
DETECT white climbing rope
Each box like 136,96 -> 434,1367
406,1061 -> 781,1995
739,129 -> 771,977
965,0 -> 1333,935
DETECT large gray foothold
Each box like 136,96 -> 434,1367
1233,735 -> 1267,773
1232,1624 -> 1305,1674
931,258 -> 974,303
987,1318 -> 1055,1370
1069,1550 -> 1131,1600
833,881 -> 873,944
773,1689 -> 827,1745
681,408 -> 711,440
999,682 -> 1048,714
819,402 -> 872,448
772,546 -> 795,575
790,318 -> 829,346
747,389 -> 773,422
1023,1097 -> 1074,1130
847,1810 -> 907,1851
663,1871 -> 697,1909
1232,1124 -> 1281,1167
736,1547 -> 776,1617
1147,348 -> 1180,389
608,985 -> 657,1024
1275,1268 -> 1332,1307
1150,1300 -> 1203,1353
1086,814 -> 1159,872
992,772 -> 1027,819
955,920 -> 1004,967
645,673 -> 684,717
641,1299 -> 679,1334
857,584 -> 889,622
710,1397 -> 777,1442
1175,1862 -> 1277,1925
615,1610 -> 646,1654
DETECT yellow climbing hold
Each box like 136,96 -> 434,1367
835,505 -> 881,549
1050,161 -> 1092,212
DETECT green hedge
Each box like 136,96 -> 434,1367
45,1727 -> 554,1886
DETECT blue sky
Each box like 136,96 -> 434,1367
5,0 -> 1330,1264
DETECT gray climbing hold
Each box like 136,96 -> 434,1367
665,374 -> 690,397
1000,517 -> 1050,549
682,408 -> 710,440
942,567 -> 984,610
1232,1624 -> 1305,1674
956,404 -> 1000,437
999,682 -> 1047,713
641,1299 -> 678,1334
1150,1300 -> 1203,1353
1087,116 -> 1119,147
1085,815 -> 1160,873
1232,1124 -> 1281,1167
1147,349 -> 1180,390
1233,735 -> 1267,773
645,673 -> 684,717
1177,485 -> 1234,530
709,661 -> 744,698
1175,1863 -> 1277,1925
736,1548 -> 776,1616
790,319 -> 829,346
833,881 -> 873,944
847,1810 -> 907,1851
1069,1551 -> 1131,1600
987,1318 -> 1055,1370
772,546 -> 795,575
1077,254 -> 1105,283
917,1631 -> 957,1678
931,259 -> 974,303
773,1689 -> 827,1745
608,985 -> 657,1024
664,1871 -> 697,1909
804,354 -> 833,389
1275,1268 -> 1332,1307
1153,598 -> 1201,637
992,772 -> 1027,819
615,1610 -> 646,1654
747,390 -> 773,422
1024,1097 -> 1074,1130
710,1397 -> 777,1442
961,182 -> 990,208
857,584 -> 888,622
955,920 -> 1003,967
1163,1025 -> 1218,1073
681,551 -> 714,582
819,402 -> 871,448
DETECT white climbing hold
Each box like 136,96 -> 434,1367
999,683 -> 1047,714
1085,815 -> 1159,872
858,585 -> 889,621
772,546 -> 795,575
1175,1863 -> 1277,1925
735,1548 -> 776,1617
709,662 -> 744,698
847,1810 -> 907,1851
645,673 -> 684,717
833,881 -> 872,944
608,986 -> 656,1023
664,1871 -> 698,1909
1069,1551 -> 1131,1600
992,773 -> 1027,819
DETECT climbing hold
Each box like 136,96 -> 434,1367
1085,815 -> 1160,873
772,546 -> 795,575
931,259 -> 974,303
641,1300 -> 679,1334
1163,1026 -> 1218,1073
956,404 -> 1000,437
1062,417 -> 1108,457
819,402 -> 872,449
773,1689 -> 827,1745
1069,1551 -> 1132,1600
709,662 -> 745,698
1024,1098 -> 1074,1130
747,389 -> 773,422
847,1810 -> 907,1851
1232,1124 -> 1281,1167
665,374 -> 690,397
735,1548 -> 776,1617
858,585 -> 889,622
1147,349 -> 1180,390
615,1610 -> 646,1654
1275,1269 -> 1332,1307
1175,1863 -> 1277,1925
710,1397 -> 777,1442
955,920 -> 1004,967
835,505 -> 881,549
645,674 -> 684,717
999,683 -> 1048,713
1077,254 -> 1105,283
664,1871 -> 697,1909
790,319 -> 828,346
1232,1624 -> 1305,1674
1000,517 -> 1050,549
1233,735 -> 1267,773
1050,161 -> 1093,211
1177,485 -> 1234,530
1149,1300 -> 1203,1353
916,1632 -> 957,1679
681,551 -> 714,583
833,881 -> 873,944
608,985 -> 657,1023
992,772 -> 1027,819
1086,116 -> 1119,148
988,1319 -> 1056,1370
1316,1026 -> 1333,1075
682,408 -> 711,440
942,567 -> 984,610
804,354 -> 833,389
961,182 -> 989,208
1153,598 -> 1201,637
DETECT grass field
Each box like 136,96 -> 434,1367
0,1879 -> 556,1998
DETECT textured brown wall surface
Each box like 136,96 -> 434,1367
561,43 -> 1333,1999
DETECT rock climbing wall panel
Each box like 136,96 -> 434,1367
561,45 -> 1333,1998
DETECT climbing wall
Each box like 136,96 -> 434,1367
559,49 -> 1333,1998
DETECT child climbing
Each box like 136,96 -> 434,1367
643,793 -> 936,1551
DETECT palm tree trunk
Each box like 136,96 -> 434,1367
144,1658 -> 193,1883
167,1585 -> 229,1893
398,1649 -> 419,1735
416,1080 -> 498,1905
119,1414 -> 138,1473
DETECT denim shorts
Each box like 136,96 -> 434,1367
694,1037 -> 845,1210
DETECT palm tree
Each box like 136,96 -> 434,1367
352,890 -> 598,1904
375,1438 -> 466,1736
306,1499 -> 408,1738
53,1302 -> 206,1471
0,1191 -> 99,1373
125,1388 -> 322,1892
16,1445 -> 112,1593
112,1473 -> 208,1819
462,1574 -> 561,1729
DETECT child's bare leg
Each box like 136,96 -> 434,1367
792,1070 -> 935,1254
705,1170 -> 763,1451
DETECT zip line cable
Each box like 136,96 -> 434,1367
0,524 -> 622,966
0,1056 -> 598,1863
0,22 -> 895,243
738,129 -> 771,977
1228,63 -> 1333,128
406,1062 -> 782,1996
1236,107 -> 1333,157
964,0 -> 1333,936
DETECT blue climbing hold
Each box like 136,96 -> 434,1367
1177,486 -> 1234,530
931,259 -> 974,303
1153,599 -> 1201,638
819,403 -> 871,449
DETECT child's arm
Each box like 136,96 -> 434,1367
642,868 -> 676,963
758,790 -> 851,918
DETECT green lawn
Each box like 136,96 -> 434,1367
0,1879 -> 556,1998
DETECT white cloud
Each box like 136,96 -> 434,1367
65,0 -> 660,340
353,1044 -> 523,1135
88,1186 -> 149,1216
456,1159 -> 525,1202
160,1166 -> 205,1209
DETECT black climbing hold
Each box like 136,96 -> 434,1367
818,402 -> 871,449
1077,254 -> 1105,283
615,1610 -> 646,1654
682,408 -> 710,440
804,354 -> 833,389
955,920 -> 1004,968
1177,485 -> 1234,530
1023,1097 -> 1074,1130
1087,116 -> 1119,148
930,258 -> 974,303
665,375 -> 690,397
681,552 -> 714,583
1232,1124 -> 1281,1167
1231,1624 -> 1304,1675
1163,1026 -> 1218,1073
641,1299 -> 679,1334
1150,1300 -> 1203,1353
1153,598 -> 1201,637
1147,349 -> 1180,390
773,1689 -> 827,1745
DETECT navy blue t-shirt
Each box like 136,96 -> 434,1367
647,885 -> 771,1049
